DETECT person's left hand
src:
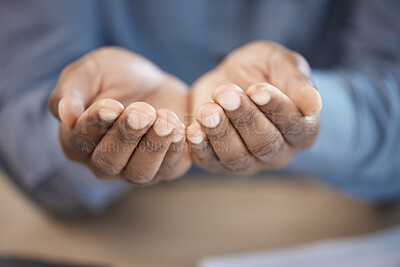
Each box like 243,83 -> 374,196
186,41 -> 321,175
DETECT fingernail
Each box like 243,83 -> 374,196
99,109 -> 119,122
216,91 -> 241,111
172,132 -> 184,143
297,56 -> 314,86
172,123 -> 186,143
116,101 -> 125,110
187,123 -> 204,144
127,110 -> 153,130
70,98 -> 85,117
58,98 -> 85,127
187,133 -> 203,144
198,112 -> 220,128
249,91 -> 271,106
153,118 -> 175,136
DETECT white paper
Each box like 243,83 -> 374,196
198,225 -> 400,267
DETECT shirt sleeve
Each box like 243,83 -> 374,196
0,0 -> 130,218
287,0 -> 400,202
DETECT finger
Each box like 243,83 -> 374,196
186,121 -> 226,173
60,98 -> 124,162
90,102 -> 156,177
153,124 -> 192,183
195,102 -> 255,173
123,109 -> 180,184
48,56 -> 101,127
246,83 -> 319,148
211,83 -> 289,163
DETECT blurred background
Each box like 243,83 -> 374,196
1,171 -> 400,266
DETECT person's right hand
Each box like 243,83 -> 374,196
48,47 -> 191,185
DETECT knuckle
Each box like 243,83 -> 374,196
73,133 -> 96,152
116,125 -> 141,145
230,111 -> 254,128
281,114 -> 302,136
205,127 -> 229,141
262,102 -> 282,116
61,133 -> 95,159
83,114 -> 110,133
91,152 -> 123,176
144,139 -> 169,153
284,122 -> 303,137
223,154 -> 253,171
252,133 -> 284,160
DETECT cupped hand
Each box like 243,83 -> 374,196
48,47 -> 191,185
187,41 -> 321,174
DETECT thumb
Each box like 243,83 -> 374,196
48,58 -> 100,128
56,94 -> 85,128
224,41 -> 322,116
269,49 -> 322,116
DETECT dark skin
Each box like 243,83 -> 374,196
187,41 -> 321,175
48,47 -> 191,185
48,41 -> 322,184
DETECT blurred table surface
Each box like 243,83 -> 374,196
1,171 -> 400,267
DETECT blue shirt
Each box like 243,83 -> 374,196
0,0 -> 399,217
